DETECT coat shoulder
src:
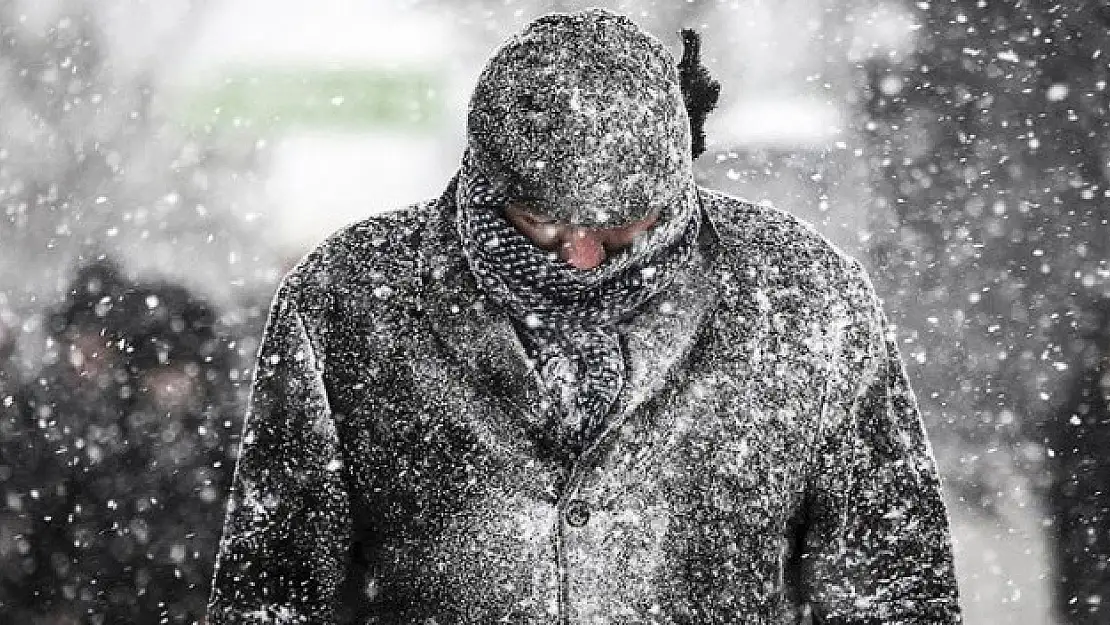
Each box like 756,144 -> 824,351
272,197 -> 450,364
699,187 -> 863,296
281,198 -> 442,304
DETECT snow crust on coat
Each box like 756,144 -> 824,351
207,185 -> 962,624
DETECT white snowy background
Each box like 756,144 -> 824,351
4,0 -> 1109,623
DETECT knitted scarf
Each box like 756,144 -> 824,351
455,157 -> 703,454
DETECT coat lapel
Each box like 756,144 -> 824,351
417,204 -> 557,446
626,252 -> 719,409
572,204 -> 726,475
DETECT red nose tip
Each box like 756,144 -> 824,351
560,233 -> 606,270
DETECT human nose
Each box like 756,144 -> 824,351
560,227 -> 606,270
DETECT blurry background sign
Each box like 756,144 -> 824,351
174,0 -> 457,253
186,69 -> 442,131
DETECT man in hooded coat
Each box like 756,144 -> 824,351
208,9 -> 962,624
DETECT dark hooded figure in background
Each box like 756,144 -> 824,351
209,9 -> 962,624
1,259 -> 239,624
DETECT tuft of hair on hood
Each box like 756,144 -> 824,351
465,8 -> 699,229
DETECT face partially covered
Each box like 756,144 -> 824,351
503,201 -> 661,270
461,10 -> 700,275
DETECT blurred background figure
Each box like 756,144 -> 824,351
1046,303 -> 1110,623
2,259 -> 240,624
0,292 -> 31,618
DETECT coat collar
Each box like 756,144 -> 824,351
417,179 -> 731,471
557,225 -> 722,493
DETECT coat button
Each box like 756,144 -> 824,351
565,500 -> 590,528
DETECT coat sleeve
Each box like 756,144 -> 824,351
799,260 -> 962,624
207,281 -> 351,624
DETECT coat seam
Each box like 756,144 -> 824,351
833,260 -> 887,549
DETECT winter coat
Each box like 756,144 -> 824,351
207,180 -> 962,624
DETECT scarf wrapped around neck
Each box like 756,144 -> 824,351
454,155 -> 703,455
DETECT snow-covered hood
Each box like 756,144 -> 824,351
464,8 -> 695,228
